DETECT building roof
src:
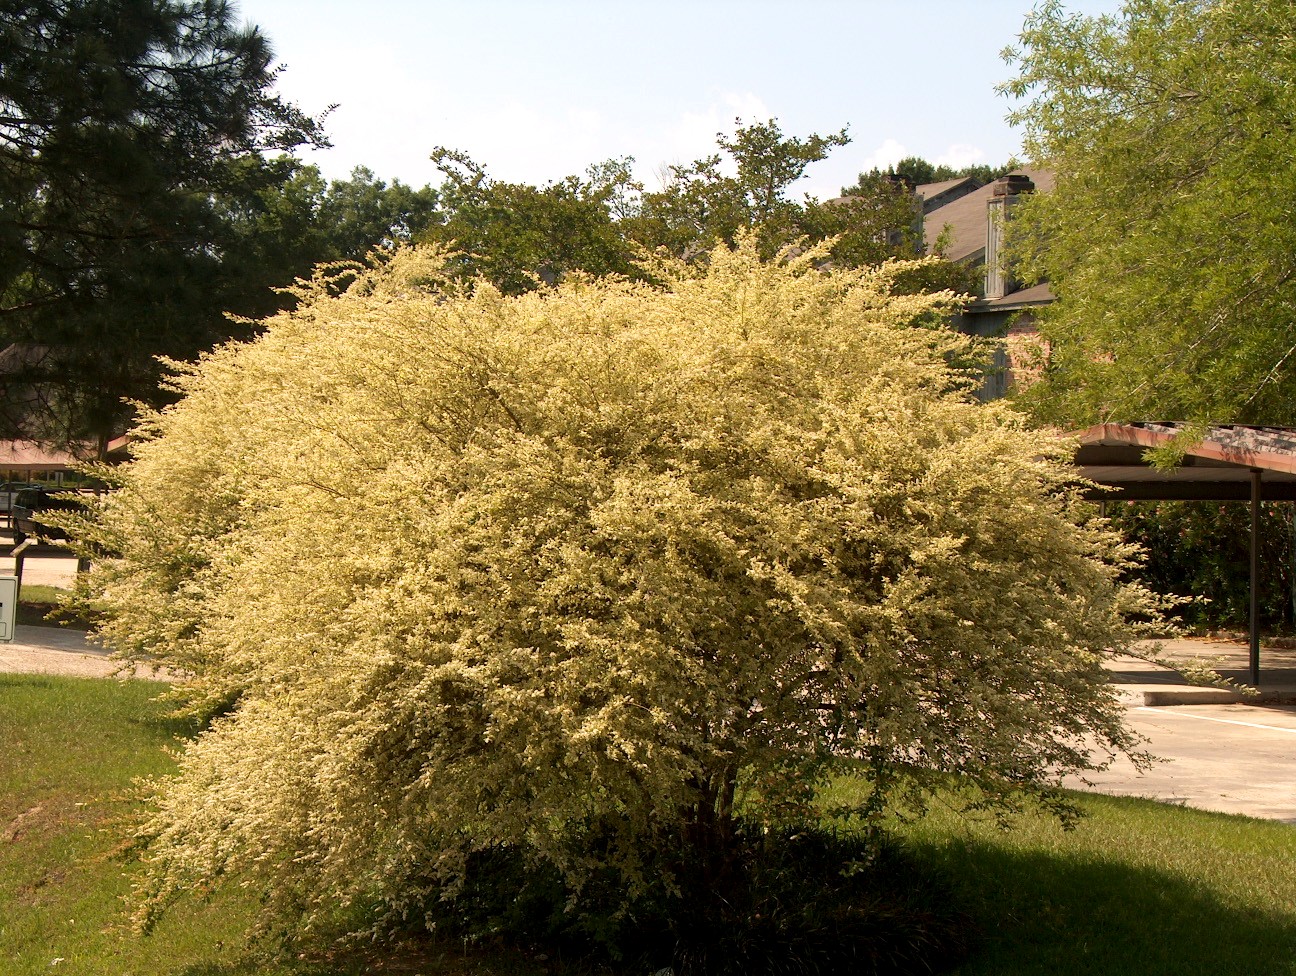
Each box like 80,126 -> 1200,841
971,281 -> 1055,310
914,176 -> 981,213
924,168 -> 1054,264
1073,422 -> 1296,500
0,435 -> 131,471
0,440 -> 79,473
0,343 -> 49,372
1073,421 -> 1296,686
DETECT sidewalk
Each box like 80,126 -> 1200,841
0,549 -> 81,589
0,624 -> 176,681
3,623 -> 1293,819
1068,638 -> 1296,822
1,623 -> 113,678
1120,638 -> 1296,705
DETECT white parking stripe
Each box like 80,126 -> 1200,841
1134,706 -> 1296,734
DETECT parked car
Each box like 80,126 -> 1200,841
0,482 -> 43,513
10,487 -> 87,544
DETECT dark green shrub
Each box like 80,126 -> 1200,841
423,822 -> 973,976
1108,500 -> 1296,633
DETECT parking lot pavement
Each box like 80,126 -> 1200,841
1067,701 -> 1296,822
1,548 -> 81,589
1064,640 -> 1296,823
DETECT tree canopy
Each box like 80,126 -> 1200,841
420,119 -> 962,296
73,241 -> 1153,954
421,147 -> 639,294
631,119 -> 928,268
844,155 -> 1016,193
0,0 -> 328,452
1,47 -> 983,454
217,160 -> 440,318
1003,0 -> 1296,427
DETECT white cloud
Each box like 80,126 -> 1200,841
281,41 -> 618,188
934,143 -> 988,170
855,138 -> 910,173
650,91 -> 774,187
453,103 -> 595,183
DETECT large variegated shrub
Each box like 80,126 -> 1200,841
78,242 -> 1146,944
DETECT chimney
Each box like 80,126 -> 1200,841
984,174 -> 1035,300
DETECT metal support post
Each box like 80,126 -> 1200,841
10,537 -> 34,605
1250,468 -> 1262,687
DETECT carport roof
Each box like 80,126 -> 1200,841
1071,422 -> 1296,686
1073,422 -> 1296,501
0,440 -> 76,473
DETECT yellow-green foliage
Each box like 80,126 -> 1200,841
78,242 -> 1147,937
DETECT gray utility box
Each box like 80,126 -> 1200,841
0,576 -> 17,642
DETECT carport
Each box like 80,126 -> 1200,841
0,440 -> 79,482
1072,422 -> 1296,687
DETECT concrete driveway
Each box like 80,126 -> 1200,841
1069,700 -> 1296,822
1065,640 -> 1296,823
0,622 -> 181,681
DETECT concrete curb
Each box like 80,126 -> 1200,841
1142,687 -> 1296,706
1142,688 -> 1250,706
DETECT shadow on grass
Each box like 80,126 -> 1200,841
15,597 -> 95,629
140,702 -> 204,741
171,940 -> 567,976
913,837 -> 1296,976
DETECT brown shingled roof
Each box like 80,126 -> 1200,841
0,343 -> 49,372
914,176 -> 981,213
0,440 -> 77,472
971,280 -> 1055,310
915,177 -> 969,201
924,168 -> 1054,263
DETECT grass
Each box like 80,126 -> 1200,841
0,675 -> 559,976
2,675 -> 1294,975
0,675 -> 256,976
12,584 -> 92,629
828,782 -> 1296,976
15,583 -> 69,607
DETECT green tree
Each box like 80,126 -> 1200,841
627,152 -> 747,261
1107,500 -> 1296,633
717,118 -> 849,236
0,0 -> 328,452
217,161 -> 442,320
211,156 -> 332,322
848,155 -> 1015,192
421,147 -> 640,294
804,171 -> 925,266
317,165 -> 440,262
75,241 -> 1153,958
1002,0 -> 1296,426
417,122 -> 968,295
632,118 -> 855,261
829,166 -> 987,294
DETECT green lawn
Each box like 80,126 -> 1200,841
0,675 -> 561,976
0,675 -> 261,975
13,584 -> 82,628
2,674 -> 1294,975
895,794 -> 1296,975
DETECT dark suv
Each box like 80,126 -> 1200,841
0,481 -> 42,513
11,487 -> 85,544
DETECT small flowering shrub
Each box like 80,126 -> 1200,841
77,242 -> 1149,957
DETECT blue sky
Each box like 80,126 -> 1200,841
241,0 -> 1122,200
